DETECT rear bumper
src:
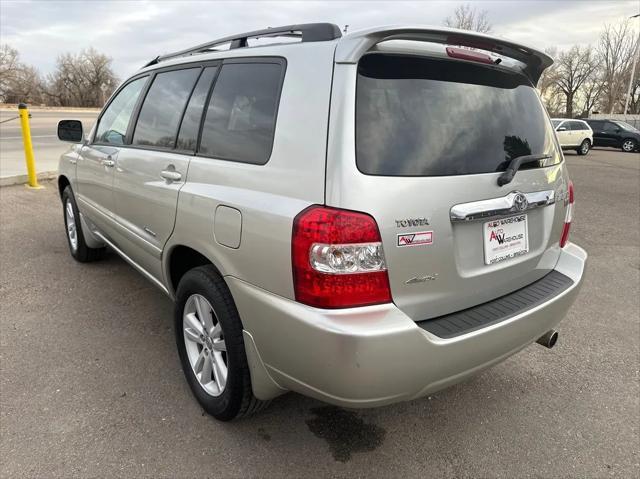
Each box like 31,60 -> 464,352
228,243 -> 587,407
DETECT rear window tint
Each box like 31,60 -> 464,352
133,68 -> 200,149
199,62 -> 284,165
176,67 -> 218,151
568,121 -> 587,131
356,54 -> 560,176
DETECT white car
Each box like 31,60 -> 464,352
551,119 -> 593,155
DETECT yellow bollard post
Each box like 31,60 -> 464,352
18,103 -> 42,189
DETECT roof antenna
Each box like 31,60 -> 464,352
343,24 -> 349,33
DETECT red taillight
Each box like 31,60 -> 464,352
445,46 -> 494,64
292,205 -> 392,309
560,181 -> 574,248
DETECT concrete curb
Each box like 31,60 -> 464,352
0,171 -> 57,187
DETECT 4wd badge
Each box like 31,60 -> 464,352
397,231 -> 433,247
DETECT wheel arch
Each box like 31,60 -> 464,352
58,175 -> 71,199
164,244 -> 226,297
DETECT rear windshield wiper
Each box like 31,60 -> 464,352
497,153 -> 552,186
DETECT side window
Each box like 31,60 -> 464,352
176,67 -> 218,151
588,121 -> 602,130
604,121 -> 622,133
199,62 -> 284,165
95,77 -> 147,145
133,68 -> 200,148
568,121 -> 583,131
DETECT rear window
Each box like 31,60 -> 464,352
356,54 -> 560,176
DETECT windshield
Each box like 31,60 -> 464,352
551,120 -> 562,128
356,54 -> 560,176
614,121 -> 639,132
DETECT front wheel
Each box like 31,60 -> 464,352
576,139 -> 590,156
174,265 -> 269,420
621,139 -> 637,153
61,186 -> 106,262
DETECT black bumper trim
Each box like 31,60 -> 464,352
416,271 -> 574,339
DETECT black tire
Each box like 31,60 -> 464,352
621,138 -> 637,153
576,139 -> 590,156
61,186 -> 106,262
174,265 -> 269,420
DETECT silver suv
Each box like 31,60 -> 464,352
57,24 -> 587,421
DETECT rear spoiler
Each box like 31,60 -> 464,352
335,25 -> 553,85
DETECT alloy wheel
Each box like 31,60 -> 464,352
183,294 -> 228,397
581,141 -> 589,154
65,199 -> 78,252
622,140 -> 635,152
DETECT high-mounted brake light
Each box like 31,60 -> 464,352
292,206 -> 392,309
446,46 -> 494,64
560,181 -> 574,248
446,36 -> 497,52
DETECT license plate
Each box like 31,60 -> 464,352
483,214 -> 529,265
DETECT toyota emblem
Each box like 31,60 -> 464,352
513,193 -> 528,212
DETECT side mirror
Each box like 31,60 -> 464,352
557,126 -> 567,131
57,120 -> 84,143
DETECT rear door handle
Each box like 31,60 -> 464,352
160,169 -> 182,183
101,155 -> 115,167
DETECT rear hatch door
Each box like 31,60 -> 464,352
342,54 -> 570,321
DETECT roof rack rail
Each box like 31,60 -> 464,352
143,23 -> 342,68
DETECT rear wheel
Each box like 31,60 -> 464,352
174,265 -> 269,420
576,139 -> 590,156
61,186 -> 106,262
621,139 -> 637,153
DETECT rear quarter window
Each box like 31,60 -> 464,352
356,54 -> 560,176
198,61 -> 285,165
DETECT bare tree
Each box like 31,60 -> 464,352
444,3 -> 492,33
626,76 -> 640,114
598,20 -> 638,114
553,45 -> 600,117
45,48 -> 118,107
537,48 -> 565,116
2,65 -> 45,104
0,44 -> 22,101
579,74 -> 605,117
0,44 -> 44,104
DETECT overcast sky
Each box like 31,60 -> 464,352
1,0 -> 638,79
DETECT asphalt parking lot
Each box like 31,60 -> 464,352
0,148 -> 638,478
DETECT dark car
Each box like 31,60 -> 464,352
583,119 -> 640,153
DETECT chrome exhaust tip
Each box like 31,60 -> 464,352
536,330 -> 558,349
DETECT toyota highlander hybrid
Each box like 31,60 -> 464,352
56,24 -> 587,421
